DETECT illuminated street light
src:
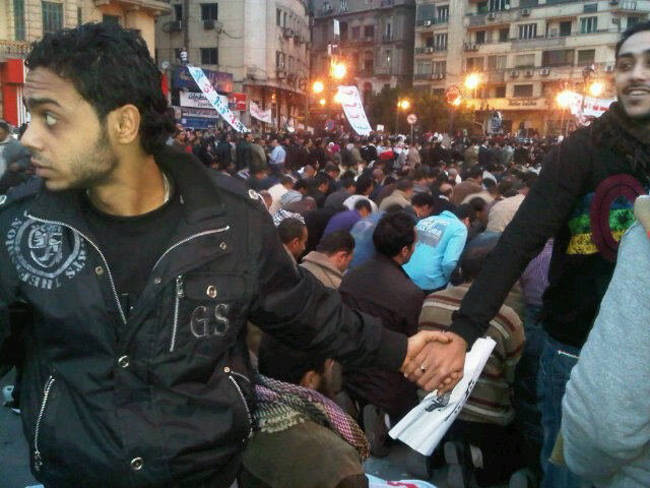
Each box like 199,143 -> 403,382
464,73 -> 482,91
319,97 -> 326,106
556,90 -> 573,108
397,99 -> 411,110
451,96 -> 462,107
588,81 -> 605,97
312,80 -> 325,94
331,62 -> 347,80
333,92 -> 343,104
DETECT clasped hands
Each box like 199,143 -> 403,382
400,330 -> 468,393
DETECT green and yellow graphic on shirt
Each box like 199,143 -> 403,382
566,194 -> 635,255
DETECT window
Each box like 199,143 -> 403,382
174,4 -> 182,21
499,28 -> 509,42
351,26 -> 360,39
276,8 -> 281,26
340,21 -> 348,41
518,23 -> 537,39
542,49 -> 574,67
437,5 -> 449,22
627,16 -> 640,28
425,36 -> 434,47
515,53 -> 535,67
201,48 -> 218,65
14,0 -> 25,40
477,1 -> 488,13
385,49 -> 392,67
583,3 -> 597,13
476,30 -> 486,44
495,85 -> 506,97
434,33 -> 447,51
489,0 -> 510,11
364,25 -> 374,38
514,84 -> 533,97
488,55 -> 507,70
276,51 -> 285,69
363,51 -> 374,72
385,21 -> 392,41
466,57 -> 484,71
416,61 -> 432,75
559,21 -> 571,36
287,55 -> 294,71
433,60 -> 446,74
580,16 -> 597,34
77,6 -> 82,25
577,49 -> 595,66
102,15 -> 119,24
201,4 -> 218,21
283,12 -> 287,28
417,4 -> 436,22
42,2 -> 63,34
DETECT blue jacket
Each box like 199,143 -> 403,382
403,211 -> 468,291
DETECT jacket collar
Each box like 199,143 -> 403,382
302,251 -> 343,277
27,148 -> 225,228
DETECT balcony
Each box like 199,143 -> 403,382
610,0 -> 639,12
416,18 -> 449,28
414,72 -> 447,81
94,0 -> 171,14
415,46 -> 448,54
511,36 -> 567,50
466,9 -> 517,27
382,34 -> 394,43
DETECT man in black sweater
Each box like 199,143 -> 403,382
409,22 -> 650,488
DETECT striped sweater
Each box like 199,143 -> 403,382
419,284 -> 524,426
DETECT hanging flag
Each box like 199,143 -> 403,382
250,101 -> 273,124
186,65 -> 250,133
337,85 -> 372,136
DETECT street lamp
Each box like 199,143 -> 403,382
331,61 -> 347,80
588,80 -> 605,97
395,98 -> 411,133
556,89 -> 573,136
312,80 -> 325,94
319,97 -> 327,107
464,73 -> 482,100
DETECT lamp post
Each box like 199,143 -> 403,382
395,98 -> 410,134
556,89 -> 572,137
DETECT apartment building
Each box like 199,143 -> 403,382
0,0 -> 169,126
311,0 -> 415,100
414,0 -> 649,135
155,0 -> 310,128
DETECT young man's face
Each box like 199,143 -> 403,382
22,67 -> 118,191
616,30 -> 650,120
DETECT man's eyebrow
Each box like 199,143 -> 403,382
23,97 -> 62,109
617,49 -> 650,58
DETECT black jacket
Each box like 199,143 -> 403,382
0,149 -> 406,487
452,113 -> 649,348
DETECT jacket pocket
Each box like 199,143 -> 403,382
170,272 -> 248,358
33,374 -> 56,473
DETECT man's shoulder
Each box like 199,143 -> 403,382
208,171 -> 269,213
0,177 -> 43,215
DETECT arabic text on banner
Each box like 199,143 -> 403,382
250,101 -> 273,124
186,66 -> 249,133
337,85 -> 372,136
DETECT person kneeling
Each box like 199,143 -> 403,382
240,334 -> 370,488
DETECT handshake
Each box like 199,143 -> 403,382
400,329 -> 468,394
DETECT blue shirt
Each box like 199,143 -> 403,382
269,145 -> 286,165
403,210 -> 468,291
348,212 -> 385,270
323,210 -> 362,237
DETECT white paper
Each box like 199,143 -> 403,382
389,337 -> 496,456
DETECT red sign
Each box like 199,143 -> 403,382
229,92 -> 247,111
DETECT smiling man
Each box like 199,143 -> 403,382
409,21 -> 650,488
0,23 -> 450,488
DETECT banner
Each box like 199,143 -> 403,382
337,85 -> 372,136
562,91 -> 615,119
250,101 -> 273,124
173,66 -> 233,93
389,337 -> 496,456
187,66 -> 249,133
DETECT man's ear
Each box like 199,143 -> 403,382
107,104 -> 141,145
299,370 -> 321,390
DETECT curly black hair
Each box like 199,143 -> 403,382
26,22 -> 174,154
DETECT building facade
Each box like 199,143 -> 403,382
413,0 -> 649,136
311,0 -> 416,98
155,0 -> 310,129
0,0 -> 170,126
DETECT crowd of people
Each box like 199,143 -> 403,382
1,19 -> 649,488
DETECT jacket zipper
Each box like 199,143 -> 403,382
227,373 -> 253,439
152,226 -> 231,271
33,375 -> 56,472
26,214 -> 127,325
169,275 -> 184,352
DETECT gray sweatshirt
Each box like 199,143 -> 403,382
561,221 -> 650,487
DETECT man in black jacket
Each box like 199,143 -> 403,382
0,23 -> 447,488
411,22 -> 650,488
